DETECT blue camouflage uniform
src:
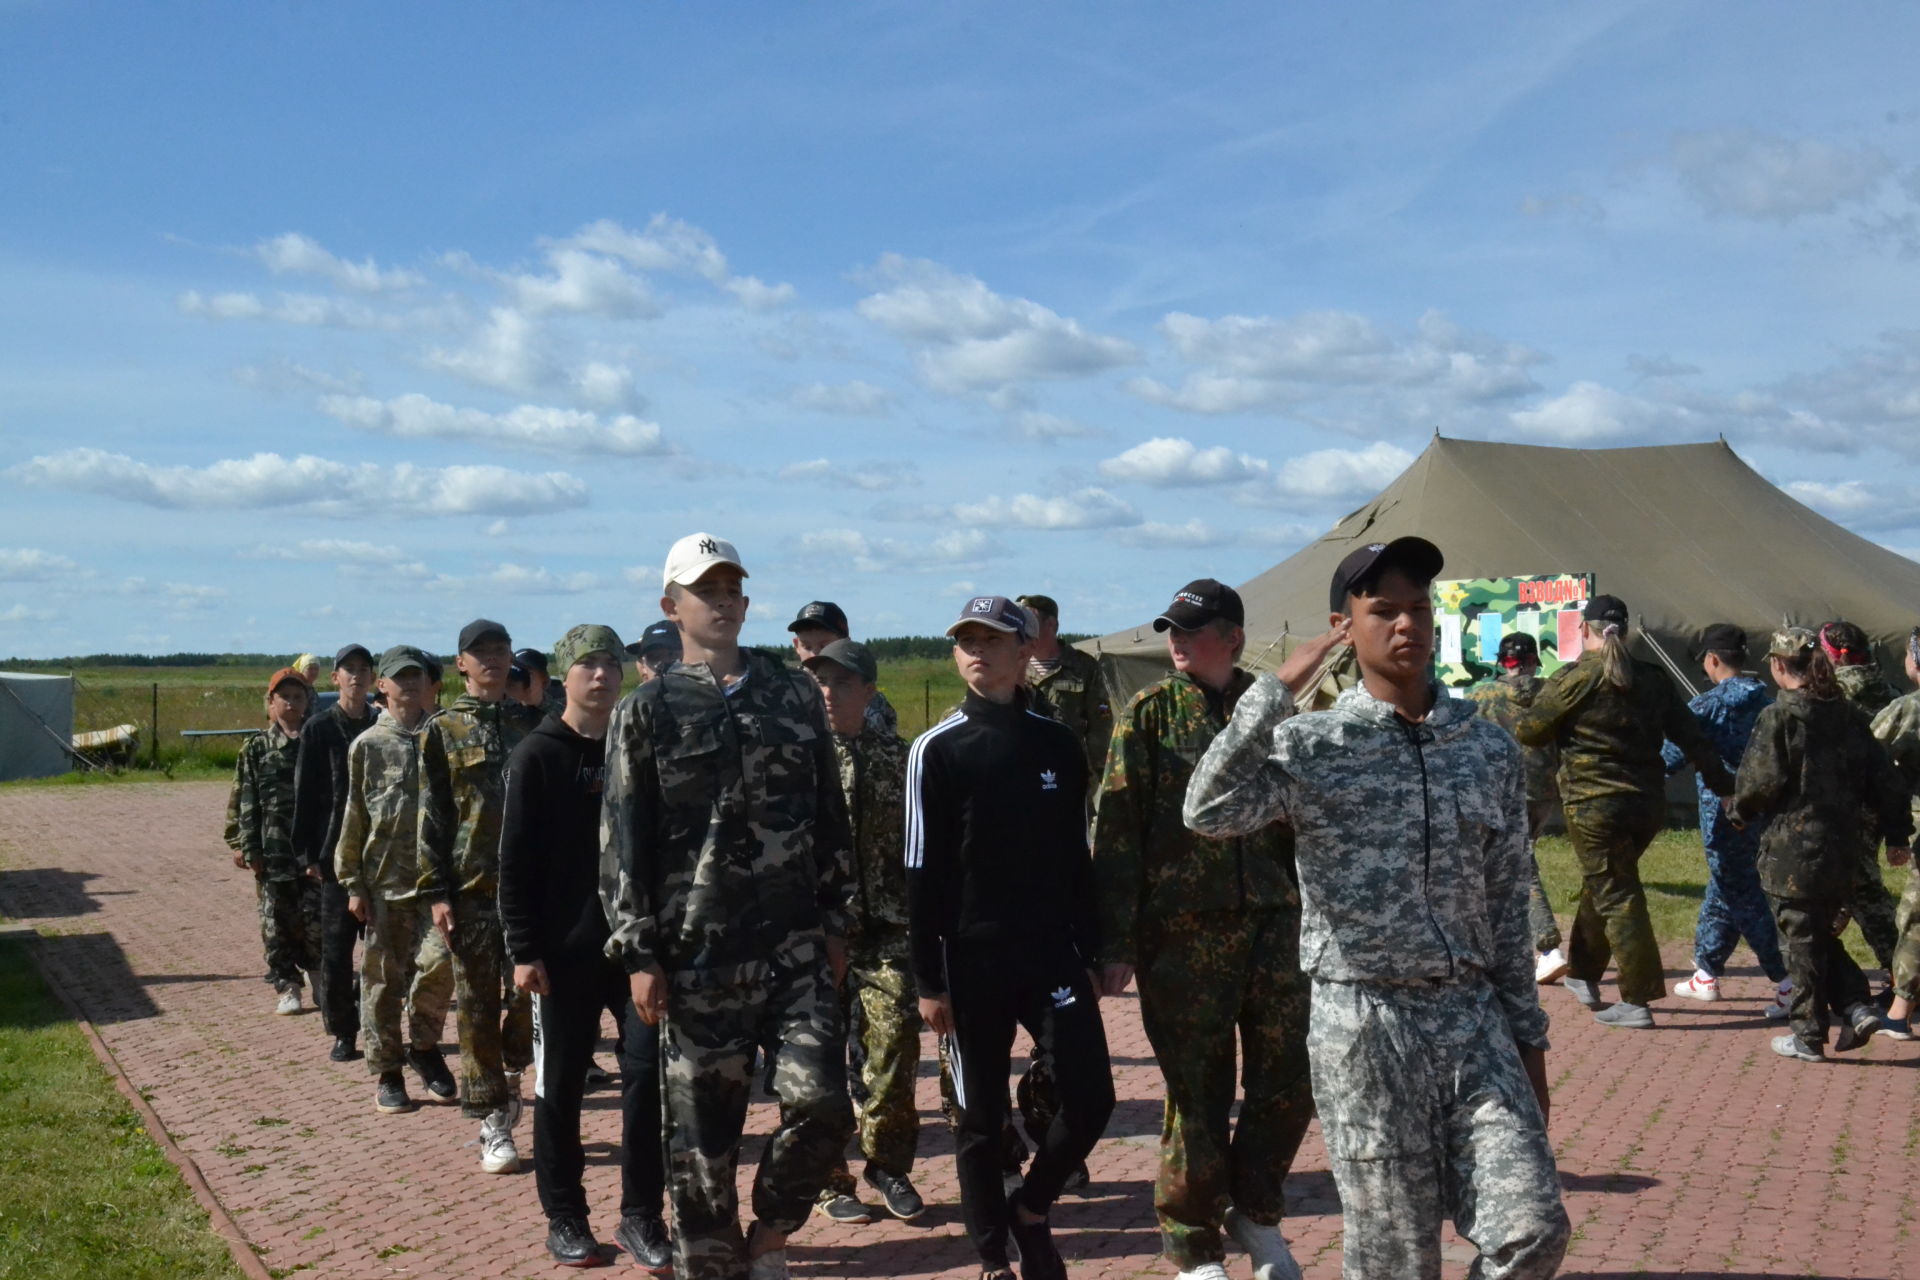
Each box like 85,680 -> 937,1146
1661,676 -> 1787,983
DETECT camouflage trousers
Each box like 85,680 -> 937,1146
663,946 -> 854,1280
1309,978 -> 1569,1280
1846,848 -> 1898,974
1523,800 -> 1562,954
1769,896 -> 1874,1051
1564,796 -> 1666,1006
1892,870 -> 1920,1002
359,896 -> 455,1076
254,874 -> 321,992
1137,908 -> 1312,1269
445,891 -> 534,1118
822,945 -> 932,1198
1694,830 -> 1787,983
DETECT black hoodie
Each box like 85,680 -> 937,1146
499,712 -> 610,967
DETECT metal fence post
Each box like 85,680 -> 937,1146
150,682 -> 159,769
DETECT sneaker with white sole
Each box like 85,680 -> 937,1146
1763,979 -> 1793,1020
1177,1265 -> 1233,1280
480,1109 -> 520,1174
1223,1206 -> 1304,1280
1534,950 -> 1569,985
1673,973 -> 1720,1002
275,987 -> 302,1015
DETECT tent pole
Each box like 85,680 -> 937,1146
1639,621 -> 1700,699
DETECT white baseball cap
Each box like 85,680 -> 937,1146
662,532 -> 748,590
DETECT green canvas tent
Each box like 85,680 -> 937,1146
1086,436 -> 1920,703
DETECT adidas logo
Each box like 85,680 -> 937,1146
1051,986 -> 1076,1009
1040,769 -> 1058,791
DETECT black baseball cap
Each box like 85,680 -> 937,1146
1583,594 -> 1629,626
1496,632 -> 1539,663
1690,623 -> 1748,662
513,647 -> 549,675
457,618 -> 510,652
377,644 -> 433,679
1152,578 -> 1245,632
506,663 -> 530,687
945,595 -> 1032,642
625,620 -> 682,657
788,601 -> 850,637
1329,536 -> 1445,612
802,638 -> 879,684
333,643 -> 373,670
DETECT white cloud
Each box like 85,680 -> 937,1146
0,603 -> 55,623
789,381 -> 893,416
1626,354 -> 1702,381
1270,442 -> 1416,501
178,290 -> 399,330
423,307 -> 551,392
246,538 -> 405,564
1114,519 -> 1234,549
778,458 -> 919,491
1099,437 -> 1268,487
1006,410 -> 1103,442
571,361 -> 645,413
559,215 -> 794,310
0,548 -> 79,581
1670,129 -> 1894,222
948,487 -> 1140,530
793,527 -> 1006,573
319,392 -> 670,456
1508,381 -> 1701,445
10,448 -> 588,517
856,254 -> 1138,393
1782,479 -> 1920,534
451,564 -> 602,595
507,247 -> 657,318
252,232 -> 424,292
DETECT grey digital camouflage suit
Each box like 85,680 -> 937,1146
1185,675 -> 1569,1280
600,648 -> 856,1280
334,713 -> 454,1077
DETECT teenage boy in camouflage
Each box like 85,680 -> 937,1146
1016,593 -> 1111,780
1094,579 -> 1313,1280
1822,620 -> 1903,984
1874,629 -> 1920,1039
1186,537 -> 1569,1280
420,618 -> 542,1174
802,638 -> 929,1226
294,643 -> 380,1060
601,533 -> 856,1280
788,600 -> 898,734
226,667 -> 321,1016
335,646 -> 457,1114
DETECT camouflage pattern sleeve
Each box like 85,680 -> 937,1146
334,734 -> 370,899
1511,662 -> 1592,748
803,676 -> 856,939
599,691 -> 662,974
1660,681 -> 1735,796
1183,673 -> 1296,838
1090,697 -> 1150,966
1872,694 -> 1920,830
234,736 -> 267,868
1727,704 -> 1788,829
224,747 -> 248,857
1866,711 -> 1916,850
1484,740 -> 1550,1049
1659,736 -> 1686,778
415,721 -> 457,904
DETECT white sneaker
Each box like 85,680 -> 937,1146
746,1248 -> 790,1280
275,988 -> 302,1015
1673,973 -> 1720,1002
1178,1265 -> 1232,1280
1763,980 -> 1793,1021
479,1109 -> 520,1174
1534,950 -> 1569,985
1224,1206 -> 1304,1280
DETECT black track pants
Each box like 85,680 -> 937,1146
530,957 -> 665,1223
943,942 -> 1114,1269
313,876 -> 360,1041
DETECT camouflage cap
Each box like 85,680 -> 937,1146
553,623 -> 626,674
1767,626 -> 1819,660
802,638 -> 878,684
377,644 -> 434,679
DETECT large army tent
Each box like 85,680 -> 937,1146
1087,436 -> 1920,701
0,672 -> 76,782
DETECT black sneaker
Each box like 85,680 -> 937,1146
545,1215 -> 603,1268
813,1193 -> 874,1224
407,1046 -> 459,1104
863,1164 -> 926,1221
584,1058 -> 617,1088
1060,1161 -> 1092,1194
1005,1190 -> 1066,1280
375,1071 -> 414,1114
330,1036 -> 363,1063
614,1213 -> 671,1274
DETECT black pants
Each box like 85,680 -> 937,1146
944,942 -> 1114,1269
530,956 -> 665,1223
313,874 -> 360,1041
1770,895 -> 1873,1051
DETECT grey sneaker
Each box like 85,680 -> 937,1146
1770,1034 -> 1823,1062
374,1071 -> 414,1114
1223,1205 -> 1305,1280
275,987 -> 302,1015
1594,1001 -> 1653,1029
480,1108 -> 520,1174
812,1193 -> 873,1225
1563,977 -> 1605,1009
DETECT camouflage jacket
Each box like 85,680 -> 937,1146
1729,689 -> 1914,898
334,711 -> 438,901
1029,645 -> 1112,780
1092,669 -> 1298,966
865,689 -> 899,737
224,723 -> 302,881
1184,675 -> 1549,1050
834,724 -> 909,950
1659,675 -> 1772,845
1871,691 -> 1920,832
1837,662 -> 1901,717
599,649 -> 855,980
1514,651 -> 1732,808
418,693 -> 540,902
1464,671 -> 1559,811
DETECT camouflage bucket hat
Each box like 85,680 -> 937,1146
1766,626 -> 1818,661
553,624 -> 626,674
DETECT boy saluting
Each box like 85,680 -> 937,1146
1185,538 -> 1569,1280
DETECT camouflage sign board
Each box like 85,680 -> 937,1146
1432,573 -> 1596,691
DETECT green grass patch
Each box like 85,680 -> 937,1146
0,938 -> 243,1278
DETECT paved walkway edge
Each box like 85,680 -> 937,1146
14,927 -> 276,1280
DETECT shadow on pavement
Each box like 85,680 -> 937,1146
0,867 -> 111,919
1559,1171 -> 1660,1193
23,930 -> 162,1024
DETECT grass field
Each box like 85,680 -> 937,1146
0,937 -> 244,1279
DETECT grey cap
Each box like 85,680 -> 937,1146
802,638 -> 878,684
944,595 -> 1032,642
377,644 -> 434,679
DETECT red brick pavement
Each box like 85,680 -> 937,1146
1,780 -> 1915,1279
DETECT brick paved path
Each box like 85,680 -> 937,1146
1,781 -> 1914,1279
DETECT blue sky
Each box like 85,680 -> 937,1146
5,2 -> 1920,657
